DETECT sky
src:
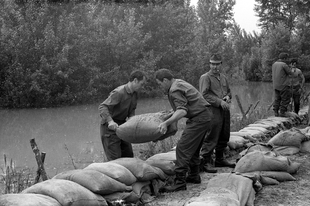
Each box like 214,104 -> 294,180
190,0 -> 260,34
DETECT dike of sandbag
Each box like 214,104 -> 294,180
0,157 -> 171,206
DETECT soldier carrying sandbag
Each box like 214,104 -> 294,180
155,68 -> 213,193
98,70 -> 147,161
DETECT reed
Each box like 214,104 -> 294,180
0,154 -> 34,194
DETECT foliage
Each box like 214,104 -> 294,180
1,0 -> 310,108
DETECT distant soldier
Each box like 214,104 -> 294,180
272,53 -> 294,117
289,58 -> 305,114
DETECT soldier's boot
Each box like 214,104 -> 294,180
186,166 -> 201,184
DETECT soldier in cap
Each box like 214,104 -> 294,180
199,53 -> 235,173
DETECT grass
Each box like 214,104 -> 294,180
0,154 -> 34,194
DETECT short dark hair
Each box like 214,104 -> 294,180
290,58 -> 298,64
155,69 -> 173,81
129,70 -> 146,82
279,52 -> 289,60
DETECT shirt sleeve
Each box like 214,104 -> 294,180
98,90 -> 121,123
170,90 -> 188,113
199,75 -> 222,107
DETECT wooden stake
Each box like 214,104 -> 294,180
30,138 -> 48,183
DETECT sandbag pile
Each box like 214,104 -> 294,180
116,111 -> 178,143
227,111 -> 307,151
0,157 -> 169,206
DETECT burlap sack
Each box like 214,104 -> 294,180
300,140 -> 310,153
268,128 -> 308,148
146,151 -> 176,175
0,193 -> 61,206
53,169 -> 132,195
21,179 -> 107,206
206,173 -> 255,206
185,187 -> 239,206
84,162 -> 137,185
110,158 -> 167,181
234,151 -> 301,174
272,145 -> 300,155
116,111 -> 178,143
227,135 -> 249,149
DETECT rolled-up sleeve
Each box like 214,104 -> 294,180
98,91 -> 120,123
170,91 -> 188,113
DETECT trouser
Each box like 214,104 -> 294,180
100,122 -> 133,161
292,85 -> 301,114
201,106 -> 230,159
273,86 -> 291,114
175,108 -> 213,175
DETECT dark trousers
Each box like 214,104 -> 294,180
200,106 -> 230,159
100,123 -> 133,161
292,85 -> 301,114
273,86 -> 291,114
175,108 -> 213,175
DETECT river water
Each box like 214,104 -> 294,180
0,82 -> 308,176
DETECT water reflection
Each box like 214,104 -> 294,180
0,82 -> 308,176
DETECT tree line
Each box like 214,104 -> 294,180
1,0 -> 310,108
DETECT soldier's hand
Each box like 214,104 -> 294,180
158,122 -> 168,134
220,100 -> 230,111
108,120 -> 119,131
223,96 -> 231,103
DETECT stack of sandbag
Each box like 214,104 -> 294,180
267,127 -> 310,155
1,157 -> 168,206
116,111 -> 178,143
185,173 -> 256,206
84,157 -> 167,204
21,179 -> 108,206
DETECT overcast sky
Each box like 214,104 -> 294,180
190,0 -> 260,34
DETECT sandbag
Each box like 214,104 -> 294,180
185,187 -> 240,206
21,179 -> 107,206
110,158 -> 167,181
300,140 -> 310,153
239,143 -> 272,157
84,162 -> 137,185
103,182 -> 154,205
115,111 -> 178,143
145,159 -> 175,175
0,193 -> 61,206
206,173 -> 255,206
146,151 -> 176,162
272,145 -> 300,155
52,169 -> 132,195
239,171 -> 295,184
268,128 -> 308,148
229,132 -> 258,142
234,150 -> 301,174
227,135 -> 249,149
146,152 -> 176,175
